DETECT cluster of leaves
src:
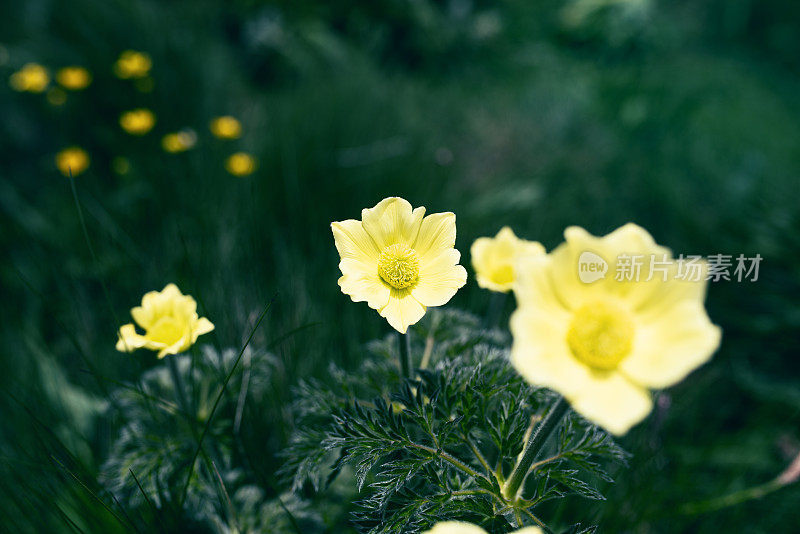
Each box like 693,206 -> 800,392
101,345 -> 319,533
283,309 -> 627,533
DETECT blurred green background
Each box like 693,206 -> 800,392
1,0 -> 799,532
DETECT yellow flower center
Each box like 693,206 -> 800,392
146,316 -> 185,346
567,300 -> 635,371
378,243 -> 420,289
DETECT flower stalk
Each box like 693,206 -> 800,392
398,331 -> 412,378
167,355 -> 190,413
503,396 -> 569,501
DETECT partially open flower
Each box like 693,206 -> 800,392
225,152 -> 256,176
9,63 -> 49,92
56,66 -> 92,90
161,129 -> 197,153
331,197 -> 468,333
55,147 -> 90,177
423,522 -> 541,534
116,284 -> 214,358
114,50 -> 152,79
510,223 -> 721,435
119,108 -> 156,135
471,226 -> 545,293
210,116 -> 242,139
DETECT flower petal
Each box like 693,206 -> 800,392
411,249 -> 467,306
331,219 -> 380,265
361,197 -> 425,249
423,521 -> 488,534
338,260 -> 391,310
379,288 -> 426,333
115,323 -> 147,352
510,304 -> 591,399
413,212 -> 456,261
193,317 -> 215,341
569,371 -> 653,435
620,299 -> 721,389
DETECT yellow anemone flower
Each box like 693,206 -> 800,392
510,223 -> 721,435
116,284 -> 214,358
113,50 -> 152,79
423,522 -> 541,534
55,147 -> 90,177
331,197 -> 468,333
471,226 -> 545,293
56,66 -> 92,90
119,108 -> 156,135
225,152 -> 256,176
161,129 -> 197,153
209,116 -> 242,139
9,63 -> 49,92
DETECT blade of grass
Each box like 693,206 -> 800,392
177,296 -> 275,508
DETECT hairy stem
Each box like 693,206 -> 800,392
398,331 -> 412,378
503,396 -> 569,501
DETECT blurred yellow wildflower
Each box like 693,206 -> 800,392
9,63 -> 49,92
55,147 -> 90,177
113,50 -> 151,79
510,223 -> 721,435
471,226 -> 545,293
56,66 -> 92,90
116,283 -> 214,359
161,129 -> 197,153
120,108 -> 156,135
423,522 -> 541,534
225,152 -> 256,176
332,197 -> 468,333
210,116 -> 242,139
46,88 -> 67,106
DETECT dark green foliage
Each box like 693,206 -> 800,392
100,346 -> 320,533
284,310 -> 627,533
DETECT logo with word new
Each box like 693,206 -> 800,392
578,251 -> 608,283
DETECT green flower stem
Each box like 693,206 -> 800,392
398,331 -> 412,378
503,396 -> 570,501
167,355 -> 190,414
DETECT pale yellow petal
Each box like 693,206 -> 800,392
413,212 -> 456,260
620,300 -> 721,389
422,522 -> 488,534
569,371 -> 653,435
472,227 -> 545,293
338,259 -> 391,310
331,219 -> 380,264
361,197 -> 425,249
411,249 -> 467,306
547,224 -> 673,311
193,317 -> 215,340
510,305 -> 592,399
513,529 -> 544,534
379,288 -> 427,333
512,254 -> 569,314
115,324 -> 147,352
157,334 -> 190,359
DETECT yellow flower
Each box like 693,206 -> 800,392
225,152 -> 256,176
113,50 -> 152,79
55,147 -> 90,177
120,108 -> 156,135
161,129 -> 197,153
209,116 -> 242,139
471,226 -> 545,293
116,284 -> 214,358
9,63 -> 49,92
510,223 -> 721,435
331,197 -> 468,333
423,522 -> 541,534
56,66 -> 92,90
